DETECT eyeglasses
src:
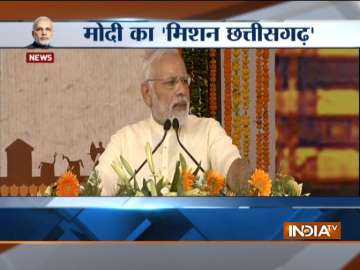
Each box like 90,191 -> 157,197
146,75 -> 192,90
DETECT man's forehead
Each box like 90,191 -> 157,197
35,19 -> 53,29
152,54 -> 187,75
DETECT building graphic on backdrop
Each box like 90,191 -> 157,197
6,139 -> 34,184
39,152 -> 57,181
0,138 -> 105,196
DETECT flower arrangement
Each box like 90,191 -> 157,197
110,143 -> 224,196
43,169 -> 102,196
43,143 -> 309,197
241,48 -> 250,160
56,171 -> 80,196
209,49 -> 217,119
224,48 -> 232,136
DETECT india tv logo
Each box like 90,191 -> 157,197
284,222 -> 341,240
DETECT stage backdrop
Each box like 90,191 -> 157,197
0,49 -> 148,190
0,48 -> 276,196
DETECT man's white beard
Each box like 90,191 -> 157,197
170,102 -> 189,127
151,93 -> 189,127
36,38 -> 50,46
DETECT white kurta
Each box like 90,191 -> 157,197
96,114 -> 241,195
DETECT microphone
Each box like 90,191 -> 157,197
172,118 -> 205,173
129,119 -> 172,182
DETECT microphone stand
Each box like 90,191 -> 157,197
128,119 -> 172,183
172,118 -> 205,173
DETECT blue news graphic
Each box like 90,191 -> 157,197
0,197 -> 359,240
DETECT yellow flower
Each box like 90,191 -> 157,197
182,169 -> 194,191
206,170 -> 225,195
248,169 -> 272,196
56,171 -> 80,196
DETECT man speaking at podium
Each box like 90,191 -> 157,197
96,49 -> 251,196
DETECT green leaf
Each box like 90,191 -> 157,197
45,183 -> 57,196
284,179 -> 301,196
179,153 -> 187,172
176,169 -> 184,196
120,155 -> 134,177
297,183 -> 303,196
193,161 -> 202,177
236,188 -> 251,196
280,175 -> 295,184
193,175 -> 202,189
156,177 -> 164,194
147,180 -> 158,196
111,162 -> 127,185
116,184 -> 135,196
80,169 -> 102,196
133,177 -> 140,192
170,161 -> 180,192
141,179 -> 151,196
145,142 -> 155,175
272,179 -> 284,195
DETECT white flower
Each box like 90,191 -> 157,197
163,192 -> 177,197
184,188 -> 200,196
111,158 -> 129,185
42,185 -> 52,196
135,191 -> 145,197
160,187 -> 170,195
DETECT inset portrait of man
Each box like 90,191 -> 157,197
27,16 -> 54,49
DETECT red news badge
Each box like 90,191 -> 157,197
26,52 -> 54,63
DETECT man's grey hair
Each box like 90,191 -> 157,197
142,49 -> 181,82
32,16 -> 53,31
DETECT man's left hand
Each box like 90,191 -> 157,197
226,158 -> 252,194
